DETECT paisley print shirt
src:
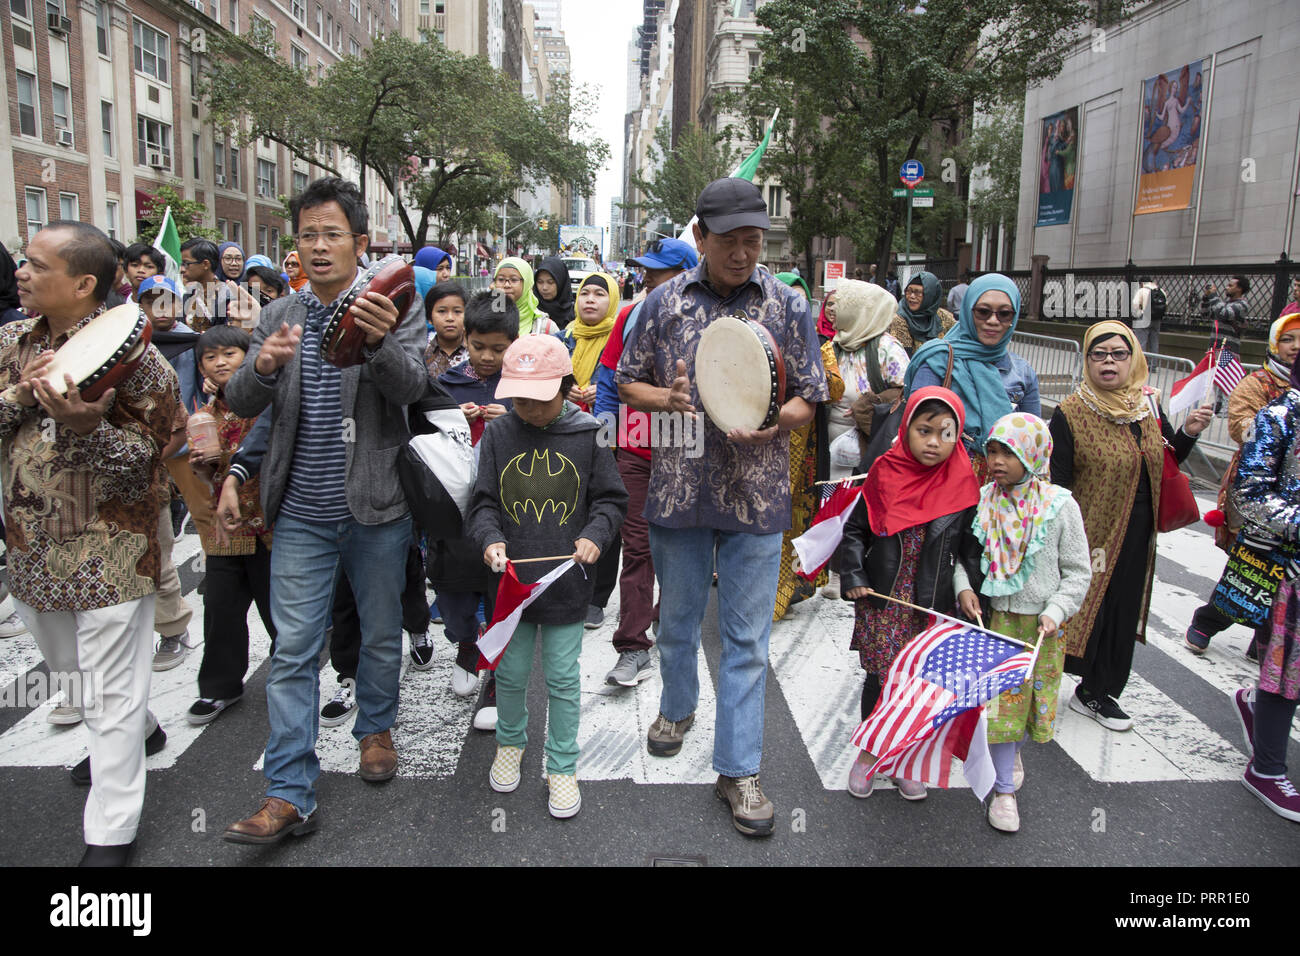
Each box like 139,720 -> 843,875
615,262 -> 829,534
0,314 -> 179,611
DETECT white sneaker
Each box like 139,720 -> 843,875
820,572 -> 840,600
451,664 -> 478,697
1013,750 -> 1024,791
988,792 -> 1020,832
0,609 -> 28,639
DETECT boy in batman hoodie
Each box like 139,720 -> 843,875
467,334 -> 627,818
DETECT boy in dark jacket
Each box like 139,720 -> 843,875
430,291 -> 519,709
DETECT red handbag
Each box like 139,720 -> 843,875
1158,439 -> 1200,533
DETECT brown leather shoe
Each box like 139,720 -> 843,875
223,797 -> 317,845
359,729 -> 398,782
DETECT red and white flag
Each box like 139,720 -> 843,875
476,558 -> 576,670
791,481 -> 863,581
1169,350 -> 1213,417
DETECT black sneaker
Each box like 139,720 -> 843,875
185,696 -> 241,726
1068,686 -> 1133,732
72,723 -> 167,786
409,631 -> 435,670
319,683 -> 357,727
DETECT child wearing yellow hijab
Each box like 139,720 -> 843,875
556,272 -> 620,410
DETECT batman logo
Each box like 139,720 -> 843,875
500,450 -> 581,526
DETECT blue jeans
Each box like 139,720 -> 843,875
263,513 -> 412,815
648,524 -> 781,777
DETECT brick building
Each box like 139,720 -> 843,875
0,0 -> 400,256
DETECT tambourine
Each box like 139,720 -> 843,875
695,314 -> 786,434
321,254 -> 416,368
41,302 -> 153,402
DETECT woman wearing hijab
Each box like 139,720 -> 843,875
1049,321 -> 1213,732
414,246 -> 452,302
556,272 -> 619,409
903,273 -> 1040,479
534,257 -> 574,330
1185,309 -> 1300,658
283,251 -> 309,292
218,242 -> 245,283
889,271 -> 955,355
494,256 -> 558,337
826,278 -> 910,477
774,273 -> 844,619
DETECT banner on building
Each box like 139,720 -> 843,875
1134,60 -> 1207,216
1035,106 -> 1079,227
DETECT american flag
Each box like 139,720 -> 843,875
1213,348 -> 1245,395
850,618 -> 1037,799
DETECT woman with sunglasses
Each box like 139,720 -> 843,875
902,273 -> 1040,482
1048,321 -> 1212,733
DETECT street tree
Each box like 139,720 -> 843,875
135,182 -> 222,245
200,31 -> 608,250
739,0 -> 1113,277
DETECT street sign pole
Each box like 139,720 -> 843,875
904,193 -> 912,281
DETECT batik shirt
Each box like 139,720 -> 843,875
0,312 -> 178,610
615,262 -> 829,535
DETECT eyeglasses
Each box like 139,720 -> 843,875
1088,348 -> 1132,363
221,253 -> 243,261
295,231 -> 361,246
972,305 -> 1016,324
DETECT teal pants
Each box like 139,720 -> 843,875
494,619 -> 583,775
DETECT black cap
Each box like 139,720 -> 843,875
695,178 -> 771,234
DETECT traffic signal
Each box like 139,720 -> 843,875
538,219 -> 548,231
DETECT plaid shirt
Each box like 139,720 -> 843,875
0,312 -> 179,611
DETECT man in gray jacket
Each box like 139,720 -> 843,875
222,178 -> 428,845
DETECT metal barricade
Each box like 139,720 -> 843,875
1009,331 -> 1081,406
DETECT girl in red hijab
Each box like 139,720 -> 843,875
837,386 -> 982,800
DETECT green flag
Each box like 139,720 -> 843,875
674,108 -> 780,244
729,108 -> 778,182
153,207 -> 182,284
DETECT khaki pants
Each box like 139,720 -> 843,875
154,502 -> 193,638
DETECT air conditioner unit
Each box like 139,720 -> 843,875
47,12 -> 72,33
147,149 -> 166,168
215,173 -> 226,187
57,128 -> 73,147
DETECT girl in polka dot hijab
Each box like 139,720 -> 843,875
954,411 -> 1092,833
972,412 -> 1071,595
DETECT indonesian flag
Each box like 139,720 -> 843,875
1169,350 -> 1213,417
476,559 -> 576,670
791,481 -> 863,581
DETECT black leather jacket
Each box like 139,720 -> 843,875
839,500 -> 980,615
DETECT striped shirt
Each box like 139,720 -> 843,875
280,286 -> 351,523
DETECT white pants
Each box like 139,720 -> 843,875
16,595 -> 156,845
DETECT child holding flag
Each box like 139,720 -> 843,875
839,386 -> 981,801
467,334 -> 627,818
954,413 -> 1091,833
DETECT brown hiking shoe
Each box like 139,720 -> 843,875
715,774 -> 774,837
359,729 -> 398,782
647,712 -> 695,757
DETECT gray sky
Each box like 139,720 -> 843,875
561,0 -> 644,253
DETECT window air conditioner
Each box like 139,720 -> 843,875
57,128 -> 74,147
47,12 -> 72,33
147,149 -> 166,168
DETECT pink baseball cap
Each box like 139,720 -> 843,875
495,334 -> 573,401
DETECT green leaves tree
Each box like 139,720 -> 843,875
201,32 -> 608,250
735,0 -> 1111,276
135,182 -> 222,245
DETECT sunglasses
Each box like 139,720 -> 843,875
972,305 -> 1016,324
